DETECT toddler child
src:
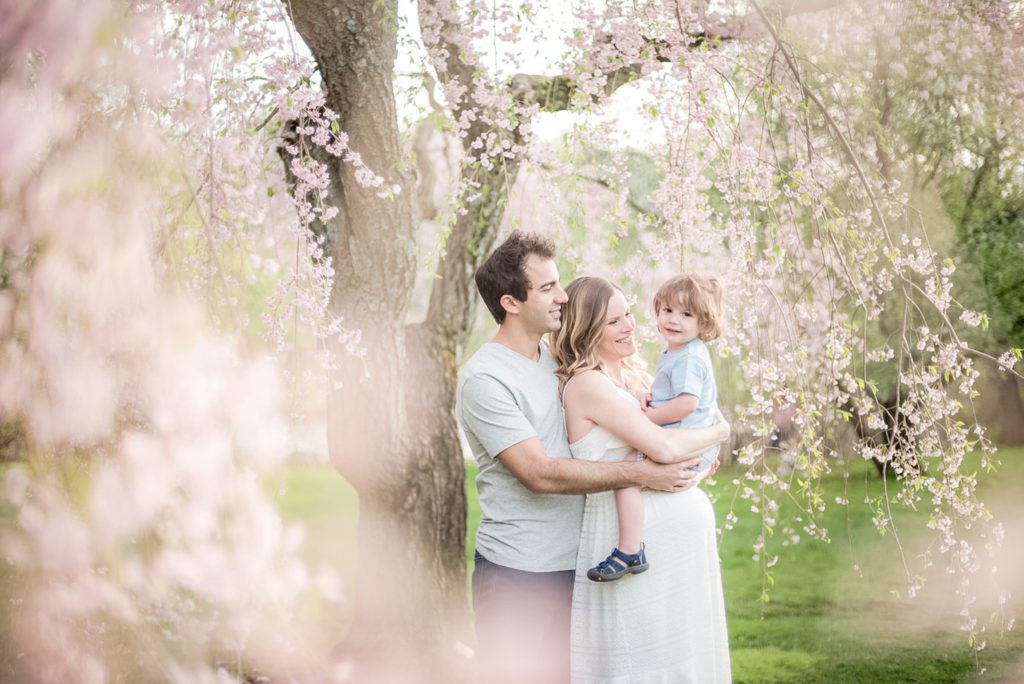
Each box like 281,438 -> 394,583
643,274 -> 723,477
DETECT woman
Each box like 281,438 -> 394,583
551,276 -> 731,684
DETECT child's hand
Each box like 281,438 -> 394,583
708,458 -> 721,478
636,391 -> 653,411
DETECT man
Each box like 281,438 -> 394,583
457,231 -> 727,682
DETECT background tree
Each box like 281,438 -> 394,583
809,0 -> 1024,447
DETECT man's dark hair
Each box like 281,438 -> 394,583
475,230 -> 557,324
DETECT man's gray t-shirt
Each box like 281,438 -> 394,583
457,342 -> 584,572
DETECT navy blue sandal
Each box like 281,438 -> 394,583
587,544 -> 649,582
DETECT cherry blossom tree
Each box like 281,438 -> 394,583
0,2 -> 326,682
274,0 -> 863,673
277,0 -> 1023,671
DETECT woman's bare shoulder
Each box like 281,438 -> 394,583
563,369 -> 615,400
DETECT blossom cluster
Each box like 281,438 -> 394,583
0,1 -> 343,681
518,0 -> 1020,646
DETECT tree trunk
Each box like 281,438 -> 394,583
992,372 -> 1024,445
285,1 -> 469,679
0,418 -> 26,462
849,395 -> 924,479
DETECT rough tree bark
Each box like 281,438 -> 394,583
283,3 -> 468,680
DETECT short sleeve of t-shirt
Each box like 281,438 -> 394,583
671,352 -> 709,398
458,373 -> 538,458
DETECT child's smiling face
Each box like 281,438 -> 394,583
656,300 -> 700,352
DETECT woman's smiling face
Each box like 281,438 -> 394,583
598,289 -> 637,362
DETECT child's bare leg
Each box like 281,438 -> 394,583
614,486 -> 644,554
587,487 -> 649,582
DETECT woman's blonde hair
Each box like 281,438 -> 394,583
652,274 -> 723,342
551,276 -> 639,391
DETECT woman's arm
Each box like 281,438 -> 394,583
565,370 -> 729,464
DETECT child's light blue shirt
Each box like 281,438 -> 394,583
649,338 -> 720,470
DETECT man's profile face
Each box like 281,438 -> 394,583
518,255 -> 568,334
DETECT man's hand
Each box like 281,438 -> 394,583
636,456 -> 702,492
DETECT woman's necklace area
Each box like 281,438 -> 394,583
602,367 -> 627,390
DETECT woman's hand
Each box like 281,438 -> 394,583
714,410 -> 731,443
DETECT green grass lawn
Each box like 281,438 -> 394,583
3,450 -> 1023,682
706,449 -> 1024,684
277,449 -> 1024,683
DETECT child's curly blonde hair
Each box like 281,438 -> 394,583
652,274 -> 723,342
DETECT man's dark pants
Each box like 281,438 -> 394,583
472,552 -> 575,683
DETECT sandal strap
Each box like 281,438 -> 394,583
597,556 -> 627,573
595,548 -> 638,575
610,547 -> 636,565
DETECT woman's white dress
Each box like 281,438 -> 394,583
569,389 -> 731,684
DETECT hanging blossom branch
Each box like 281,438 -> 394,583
416,0 -> 544,340
529,0 -> 1018,648
412,0 -> 769,341
147,0 -> 390,400
740,0 -> 1011,647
